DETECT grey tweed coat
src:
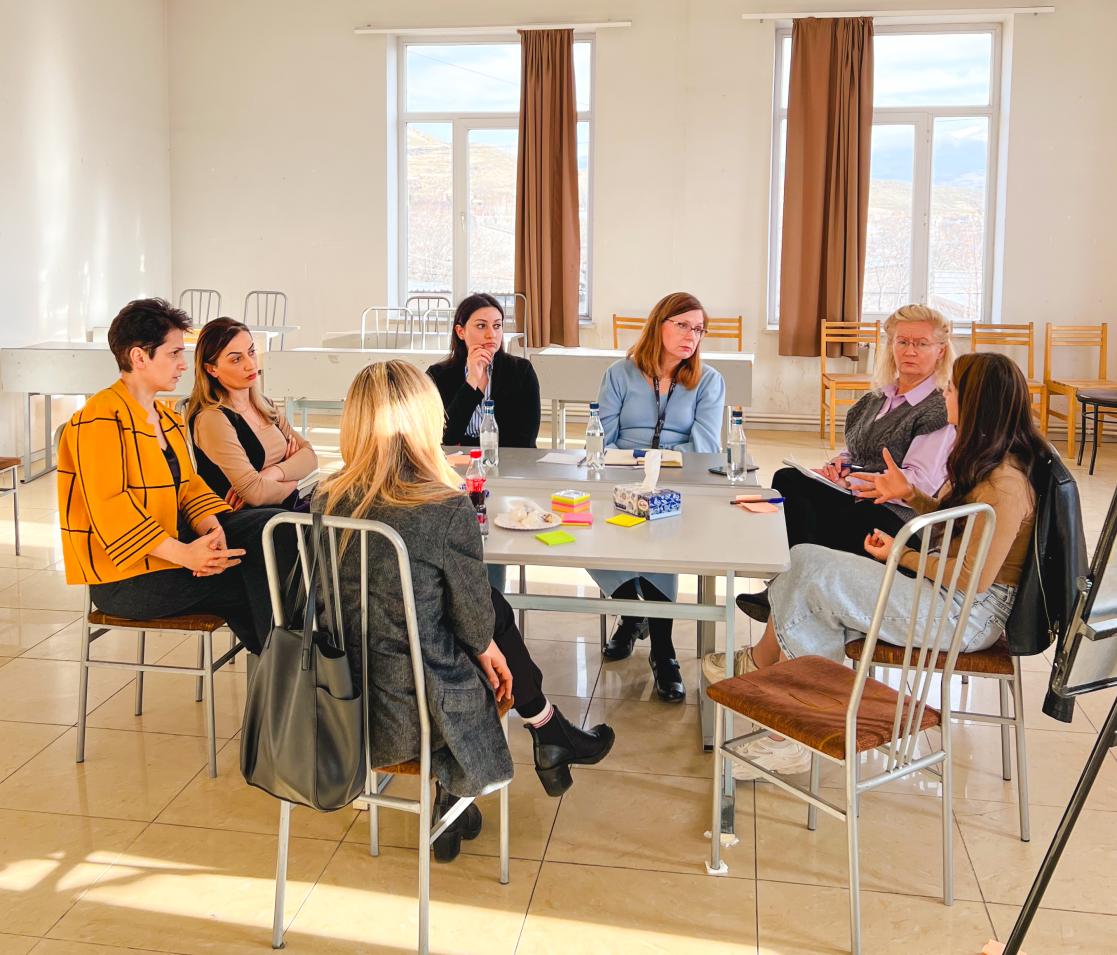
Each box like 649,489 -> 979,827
313,492 -> 513,797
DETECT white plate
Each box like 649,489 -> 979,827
493,511 -> 562,531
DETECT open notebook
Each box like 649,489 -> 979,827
602,449 -> 684,468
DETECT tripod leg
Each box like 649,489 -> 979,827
1003,693 -> 1117,954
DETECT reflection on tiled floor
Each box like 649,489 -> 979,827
1,428 -> 1116,953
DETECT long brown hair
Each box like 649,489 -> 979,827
940,352 -> 1047,509
320,361 -> 463,525
628,292 -> 706,390
436,293 -> 505,370
187,318 -> 276,423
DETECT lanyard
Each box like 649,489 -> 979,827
650,375 -> 678,450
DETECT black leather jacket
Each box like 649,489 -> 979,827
1004,449 -> 1087,657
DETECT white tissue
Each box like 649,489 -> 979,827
639,450 -> 662,492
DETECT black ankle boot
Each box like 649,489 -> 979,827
527,706 -> 616,796
603,616 -> 649,661
432,782 -> 482,863
650,655 -> 686,702
735,588 -> 771,623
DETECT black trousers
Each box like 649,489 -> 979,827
772,467 -> 907,556
613,577 -> 676,663
489,586 -> 546,719
89,508 -> 296,654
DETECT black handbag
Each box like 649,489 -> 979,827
240,512 -> 365,811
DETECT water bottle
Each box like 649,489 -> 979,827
465,449 -> 489,537
585,401 -> 605,473
480,399 -> 499,470
726,409 -> 748,484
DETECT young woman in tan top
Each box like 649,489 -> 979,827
726,352 -> 1046,774
188,318 -> 318,510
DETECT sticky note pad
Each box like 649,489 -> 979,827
739,501 -> 779,513
536,529 -> 577,546
607,513 -> 646,528
561,512 -> 593,526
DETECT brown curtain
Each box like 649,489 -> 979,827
514,29 -> 581,347
778,17 -> 874,358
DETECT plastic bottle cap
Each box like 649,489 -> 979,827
470,449 -> 482,458
590,402 -> 599,410
484,400 -> 494,410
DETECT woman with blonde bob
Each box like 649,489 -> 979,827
316,361 -> 613,862
592,292 -> 727,701
720,305 -> 956,675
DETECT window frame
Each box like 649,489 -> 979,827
767,22 -> 1002,329
396,36 -> 595,319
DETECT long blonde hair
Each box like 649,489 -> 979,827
871,304 -> 955,391
187,318 -> 277,423
628,292 -> 706,389
320,361 -> 463,523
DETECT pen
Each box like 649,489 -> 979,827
730,497 -> 784,505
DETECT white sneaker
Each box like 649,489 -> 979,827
729,735 -> 813,780
702,648 -> 756,685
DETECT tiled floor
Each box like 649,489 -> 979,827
1,428 -> 1116,954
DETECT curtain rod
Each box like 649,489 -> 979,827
355,21 -> 632,36
741,6 -> 1054,19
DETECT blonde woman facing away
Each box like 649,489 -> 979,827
316,362 -> 614,862
188,318 -> 318,511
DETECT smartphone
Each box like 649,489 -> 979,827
708,464 -> 758,476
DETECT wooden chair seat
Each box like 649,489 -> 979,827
88,609 -> 226,632
846,635 -> 1014,676
821,372 -> 873,387
1048,377 -> 1116,392
0,456 -> 20,470
375,696 -> 516,776
706,656 -> 939,760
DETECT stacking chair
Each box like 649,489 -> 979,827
0,456 -> 20,554
846,635 -> 1030,841
612,314 -> 647,348
970,322 -> 1046,427
417,307 -> 454,351
1044,323 -> 1115,456
819,320 -> 881,449
178,288 -> 222,326
405,293 -> 452,319
243,290 -> 289,350
358,306 -> 417,349
706,501 -> 995,955
263,512 -> 512,955
706,316 -> 744,350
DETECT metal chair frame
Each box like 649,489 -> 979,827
358,306 -> 417,349
264,512 -> 511,955
178,288 -> 222,326
405,294 -> 453,321
0,459 -> 20,554
707,502 -> 995,955
244,290 -> 290,350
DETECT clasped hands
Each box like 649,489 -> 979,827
187,520 -> 245,577
822,448 -> 914,564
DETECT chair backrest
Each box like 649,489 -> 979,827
417,307 -> 454,352
970,322 -> 1035,379
179,289 -> 222,326
706,316 -> 744,350
262,511 -> 431,783
1044,323 -> 1109,380
846,501 -> 996,772
405,294 -> 452,320
244,290 -> 288,328
820,320 -> 880,374
612,315 -> 647,349
358,306 -> 417,349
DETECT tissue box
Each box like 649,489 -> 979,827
612,484 -> 682,521
552,489 -> 591,514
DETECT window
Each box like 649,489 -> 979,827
400,40 -> 593,317
768,26 -> 1000,326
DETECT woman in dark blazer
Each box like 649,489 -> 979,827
426,293 -> 541,448
317,360 -> 613,862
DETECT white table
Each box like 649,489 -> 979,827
528,347 -> 755,448
483,479 -> 789,839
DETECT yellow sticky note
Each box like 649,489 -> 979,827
535,529 -> 577,546
607,513 -> 646,528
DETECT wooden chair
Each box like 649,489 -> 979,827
612,314 -> 647,348
1044,324 -> 1115,456
612,314 -> 745,350
970,323 -> 1047,428
0,457 -> 19,554
706,501 -> 995,955
819,320 -> 881,449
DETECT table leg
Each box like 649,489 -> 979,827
44,393 -> 53,474
559,402 -> 568,450
550,399 -> 560,449
22,393 -> 33,479
22,393 -> 58,483
698,575 -> 717,750
1091,404 -> 1101,475
719,570 -> 736,839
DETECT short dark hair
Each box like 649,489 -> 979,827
107,298 -> 192,372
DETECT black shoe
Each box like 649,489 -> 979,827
735,589 -> 771,623
432,782 -> 483,863
650,656 -> 686,703
527,706 -> 616,796
603,616 -> 649,661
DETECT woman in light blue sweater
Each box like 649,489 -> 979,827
593,292 -> 726,701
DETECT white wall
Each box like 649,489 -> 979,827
160,0 -> 1117,418
0,0 -> 172,453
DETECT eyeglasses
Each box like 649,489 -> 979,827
894,337 -> 939,352
664,319 -> 707,338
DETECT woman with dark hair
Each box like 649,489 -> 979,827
721,352 -> 1046,774
592,292 -> 727,702
426,294 -> 541,448
187,318 -> 318,511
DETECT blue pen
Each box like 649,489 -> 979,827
730,497 -> 785,505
